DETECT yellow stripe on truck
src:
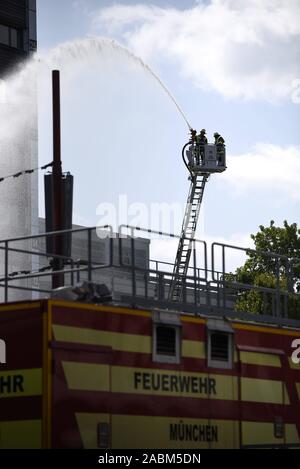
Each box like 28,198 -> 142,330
241,377 -> 289,404
242,422 -> 299,446
240,351 -> 281,367
53,324 -> 152,354
62,362 -> 291,406
76,413 -> 240,449
62,362 -> 110,392
181,340 -> 205,359
0,420 -> 42,449
75,413 -> 110,449
62,362 -> 238,400
111,366 -> 238,400
285,424 -> 300,444
112,415 -> 240,449
76,413 -> 300,449
0,369 -> 42,399
53,324 -> 207,360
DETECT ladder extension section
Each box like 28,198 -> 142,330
169,173 -> 208,302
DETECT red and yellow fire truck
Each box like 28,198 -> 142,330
0,298 -> 299,449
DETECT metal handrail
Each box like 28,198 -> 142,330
0,224 -> 298,326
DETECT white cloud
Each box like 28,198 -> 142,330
91,0 -> 300,102
223,143 -> 300,199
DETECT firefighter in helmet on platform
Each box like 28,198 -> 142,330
190,128 -> 197,143
214,132 -> 225,166
196,129 -> 208,165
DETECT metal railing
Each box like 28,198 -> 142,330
0,224 -> 299,327
211,241 -> 298,320
0,225 -> 113,301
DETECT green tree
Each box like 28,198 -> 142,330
228,221 -> 300,319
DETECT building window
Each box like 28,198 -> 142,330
152,311 -> 181,364
207,319 -> 234,369
0,25 -> 9,46
0,24 -> 22,50
10,28 -> 18,48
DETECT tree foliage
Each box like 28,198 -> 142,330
228,221 -> 300,318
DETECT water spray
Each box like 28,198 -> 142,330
38,37 -> 193,131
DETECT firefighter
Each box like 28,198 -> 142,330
190,128 -> 197,143
196,129 -> 208,165
214,132 -> 225,165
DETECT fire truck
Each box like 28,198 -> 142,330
0,297 -> 299,449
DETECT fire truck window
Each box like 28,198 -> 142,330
208,331 -> 233,369
156,326 -> 176,355
153,325 -> 181,364
211,332 -> 228,361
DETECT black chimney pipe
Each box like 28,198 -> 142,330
51,70 -> 64,288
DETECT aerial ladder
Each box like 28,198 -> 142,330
168,130 -> 227,302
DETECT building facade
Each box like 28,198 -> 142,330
0,1 -> 38,301
0,0 -> 37,77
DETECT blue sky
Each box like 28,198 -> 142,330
35,0 -> 300,251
